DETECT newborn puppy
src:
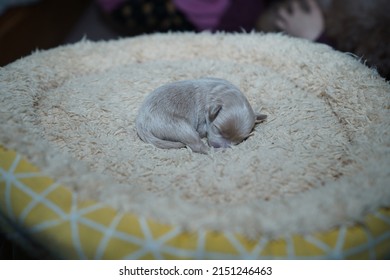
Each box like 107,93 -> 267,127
136,78 -> 267,154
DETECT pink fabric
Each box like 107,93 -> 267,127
173,0 -> 231,31
217,0 -> 264,32
97,0 -> 125,13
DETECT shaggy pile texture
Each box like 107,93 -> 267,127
0,33 -> 389,238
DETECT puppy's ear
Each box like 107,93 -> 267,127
255,114 -> 267,123
208,104 -> 222,122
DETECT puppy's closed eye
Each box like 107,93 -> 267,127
208,104 -> 222,122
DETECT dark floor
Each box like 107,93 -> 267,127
0,0 -> 121,66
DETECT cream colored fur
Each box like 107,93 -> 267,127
136,78 -> 265,153
0,33 -> 389,238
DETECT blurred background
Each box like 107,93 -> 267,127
0,0 -> 389,260
0,0 -> 117,66
0,0 -> 389,79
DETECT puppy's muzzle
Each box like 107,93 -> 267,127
208,139 -> 231,149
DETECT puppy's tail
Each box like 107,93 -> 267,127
136,124 -> 186,150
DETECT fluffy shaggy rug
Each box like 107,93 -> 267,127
0,33 -> 389,238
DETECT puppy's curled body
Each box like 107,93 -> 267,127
136,78 -> 266,154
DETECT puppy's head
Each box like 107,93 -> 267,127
206,101 -> 267,149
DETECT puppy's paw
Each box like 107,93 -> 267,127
188,141 -> 210,154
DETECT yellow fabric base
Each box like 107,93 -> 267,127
1,146 -> 389,259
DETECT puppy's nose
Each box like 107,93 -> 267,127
209,141 -> 230,149
210,141 -> 221,148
